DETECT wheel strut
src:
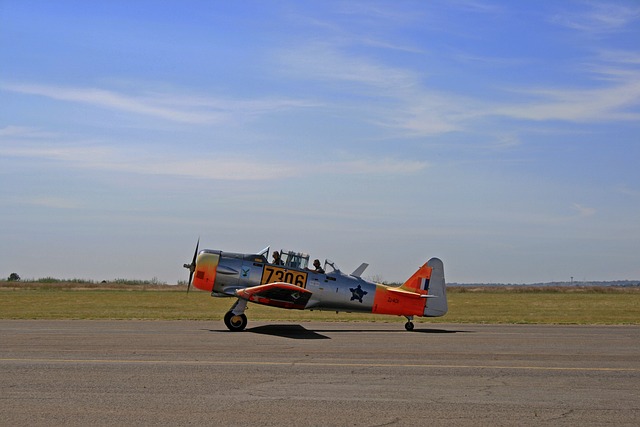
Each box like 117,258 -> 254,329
224,299 -> 248,331
404,315 -> 415,331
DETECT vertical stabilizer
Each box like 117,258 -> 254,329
424,257 -> 447,317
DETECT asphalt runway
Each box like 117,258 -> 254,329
1,320 -> 639,426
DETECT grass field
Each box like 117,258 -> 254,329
1,282 -> 639,325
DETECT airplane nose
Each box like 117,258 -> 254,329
184,238 -> 200,293
192,251 -> 220,292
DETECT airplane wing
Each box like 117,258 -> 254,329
235,282 -> 312,309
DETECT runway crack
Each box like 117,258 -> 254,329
368,416 -> 401,426
544,409 -> 575,422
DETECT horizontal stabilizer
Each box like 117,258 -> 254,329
385,286 -> 438,298
351,263 -> 369,277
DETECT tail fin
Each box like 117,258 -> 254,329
399,262 -> 433,294
424,258 -> 447,317
399,257 -> 447,317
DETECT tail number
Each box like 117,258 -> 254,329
261,266 -> 308,288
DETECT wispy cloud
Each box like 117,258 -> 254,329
551,2 -> 640,34
0,140 -> 300,181
278,43 -> 473,136
23,196 -> 82,209
502,87 -> 639,122
0,126 -> 58,139
0,82 -> 317,124
320,157 -> 428,175
274,1 -> 640,139
572,203 -> 596,218
1,141 -> 114,164
1,133 -> 425,181
615,185 -> 640,197
492,70 -> 640,122
447,0 -> 505,15
278,34 -> 640,138
279,43 -> 418,92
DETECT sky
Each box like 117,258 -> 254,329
1,1 -> 639,285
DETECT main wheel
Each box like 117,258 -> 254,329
224,311 -> 247,332
404,321 -> 414,331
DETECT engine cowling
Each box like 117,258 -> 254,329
192,251 -> 220,292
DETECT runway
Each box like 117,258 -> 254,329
1,320 -> 639,426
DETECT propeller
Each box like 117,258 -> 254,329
183,238 -> 199,293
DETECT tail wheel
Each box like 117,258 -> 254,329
404,321 -> 414,331
224,311 -> 247,332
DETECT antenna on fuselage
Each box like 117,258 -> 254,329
324,260 -> 339,273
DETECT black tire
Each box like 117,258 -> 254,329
404,321 -> 414,331
224,311 -> 247,332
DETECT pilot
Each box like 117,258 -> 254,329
311,259 -> 324,274
272,251 -> 283,265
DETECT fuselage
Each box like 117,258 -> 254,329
194,249 -> 378,312
191,249 -> 447,318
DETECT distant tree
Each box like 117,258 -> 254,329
8,273 -> 21,281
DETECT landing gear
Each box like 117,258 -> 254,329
404,315 -> 414,331
224,299 -> 248,332
224,311 -> 247,331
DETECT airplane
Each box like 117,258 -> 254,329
183,241 -> 447,331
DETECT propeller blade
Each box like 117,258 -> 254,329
186,238 -> 199,294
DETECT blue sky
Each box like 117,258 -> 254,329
1,1 -> 639,284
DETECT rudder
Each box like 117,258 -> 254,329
424,257 -> 447,317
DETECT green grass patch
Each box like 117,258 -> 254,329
437,291 -> 639,325
1,283 -> 638,324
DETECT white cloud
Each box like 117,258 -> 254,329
572,203 -> 596,218
492,76 -> 640,122
130,158 -> 302,181
0,141 -> 300,181
551,2 -> 640,34
320,157 -> 428,175
277,40 -> 640,138
0,82 -> 317,125
0,142 -> 114,164
0,136 -> 425,181
23,197 -> 82,209
0,126 -> 58,139
278,43 -> 473,136
279,43 -> 418,92
615,185 -> 640,197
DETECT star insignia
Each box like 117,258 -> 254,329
349,284 -> 368,303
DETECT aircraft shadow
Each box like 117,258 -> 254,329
411,328 -> 469,334
240,325 -> 470,339
247,324 -> 330,340
311,328 -> 469,334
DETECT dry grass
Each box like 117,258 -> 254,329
1,282 -> 638,324
0,281 -> 186,291
448,285 -> 640,294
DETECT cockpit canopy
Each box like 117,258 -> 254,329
279,250 -> 309,270
259,246 -> 338,272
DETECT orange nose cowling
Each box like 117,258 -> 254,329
192,252 -> 219,292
